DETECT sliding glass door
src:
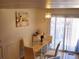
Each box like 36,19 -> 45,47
50,16 -> 65,50
50,16 -> 79,52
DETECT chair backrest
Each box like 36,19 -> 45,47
54,42 -> 61,56
24,47 -> 35,59
19,39 -> 24,58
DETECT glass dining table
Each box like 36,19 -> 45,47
32,36 -> 52,58
24,35 -> 52,59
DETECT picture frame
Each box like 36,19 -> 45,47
15,11 -> 29,27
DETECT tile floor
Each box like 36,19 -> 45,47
58,52 -> 79,59
36,51 -> 79,59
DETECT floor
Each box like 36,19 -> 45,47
58,52 -> 79,59
36,51 -> 79,59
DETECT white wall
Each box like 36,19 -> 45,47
0,8 -> 51,59
0,9 -> 36,59
35,9 -> 50,35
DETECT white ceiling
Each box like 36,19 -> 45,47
0,0 -> 79,8
0,0 -> 46,8
47,0 -> 79,8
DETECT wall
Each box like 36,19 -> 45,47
35,9 -> 50,35
35,8 -> 79,37
0,8 -> 51,59
0,9 -> 36,59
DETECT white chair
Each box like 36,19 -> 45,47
44,42 -> 61,59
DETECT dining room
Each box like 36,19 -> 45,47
0,0 -> 79,59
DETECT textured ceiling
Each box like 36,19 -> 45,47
46,0 -> 79,8
0,0 -> 46,8
0,0 -> 79,8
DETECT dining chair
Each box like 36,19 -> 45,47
24,47 -> 35,59
44,42 -> 61,59
19,39 -> 25,59
20,39 -> 41,59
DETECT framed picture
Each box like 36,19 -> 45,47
15,11 -> 29,27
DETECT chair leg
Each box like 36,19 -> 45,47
44,56 -> 46,59
44,56 -> 48,59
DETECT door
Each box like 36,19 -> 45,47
50,16 -> 79,52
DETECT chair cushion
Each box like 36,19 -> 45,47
45,50 -> 55,57
49,56 -> 60,59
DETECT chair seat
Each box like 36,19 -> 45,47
45,50 -> 55,57
35,51 -> 41,56
44,42 -> 61,59
49,56 -> 60,59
